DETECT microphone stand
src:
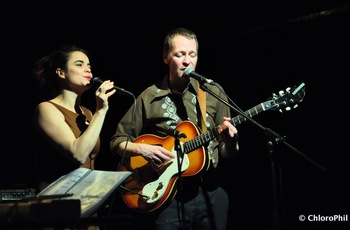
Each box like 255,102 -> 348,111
199,82 -> 326,230
174,136 -> 186,229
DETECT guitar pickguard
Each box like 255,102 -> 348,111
142,153 -> 189,204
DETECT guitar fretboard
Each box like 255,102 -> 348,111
182,100 -> 277,154
230,101 -> 275,126
183,128 -> 218,154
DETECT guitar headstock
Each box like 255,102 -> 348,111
271,83 -> 306,113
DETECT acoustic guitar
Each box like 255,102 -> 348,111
119,83 -> 306,213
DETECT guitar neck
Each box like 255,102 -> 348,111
183,100 -> 276,154
183,128 -> 218,154
231,100 -> 275,126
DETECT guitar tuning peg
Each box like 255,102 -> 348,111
285,87 -> 291,93
279,90 -> 285,96
279,109 -> 283,113
272,92 -> 277,99
285,107 -> 291,111
293,104 -> 299,109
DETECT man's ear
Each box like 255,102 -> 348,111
56,68 -> 65,79
163,53 -> 169,64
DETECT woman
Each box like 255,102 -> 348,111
32,44 -> 116,192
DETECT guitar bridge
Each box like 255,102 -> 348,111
151,160 -> 173,174
120,185 -> 150,200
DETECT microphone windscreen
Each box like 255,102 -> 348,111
90,77 -> 104,87
184,68 -> 194,76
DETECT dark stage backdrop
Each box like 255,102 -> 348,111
1,1 -> 350,229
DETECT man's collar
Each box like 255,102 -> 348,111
151,75 -> 200,101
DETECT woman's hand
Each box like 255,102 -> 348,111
95,80 -> 116,111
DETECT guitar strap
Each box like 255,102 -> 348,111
198,81 -> 220,168
197,81 -> 207,132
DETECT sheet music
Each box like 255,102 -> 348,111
39,168 -> 91,195
38,168 -> 131,217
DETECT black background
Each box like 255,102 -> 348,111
1,1 -> 350,229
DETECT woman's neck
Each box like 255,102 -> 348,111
51,90 -> 82,113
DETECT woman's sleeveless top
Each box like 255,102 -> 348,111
33,101 -> 100,191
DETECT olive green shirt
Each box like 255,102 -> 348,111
111,76 -> 232,168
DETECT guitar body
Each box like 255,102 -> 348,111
119,120 -> 209,213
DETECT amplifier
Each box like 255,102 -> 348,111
0,188 -> 36,202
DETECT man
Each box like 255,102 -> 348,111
110,27 -> 239,230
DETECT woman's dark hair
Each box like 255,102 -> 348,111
32,44 -> 88,99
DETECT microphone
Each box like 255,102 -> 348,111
183,68 -> 215,85
90,77 -> 133,96
166,128 -> 187,139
